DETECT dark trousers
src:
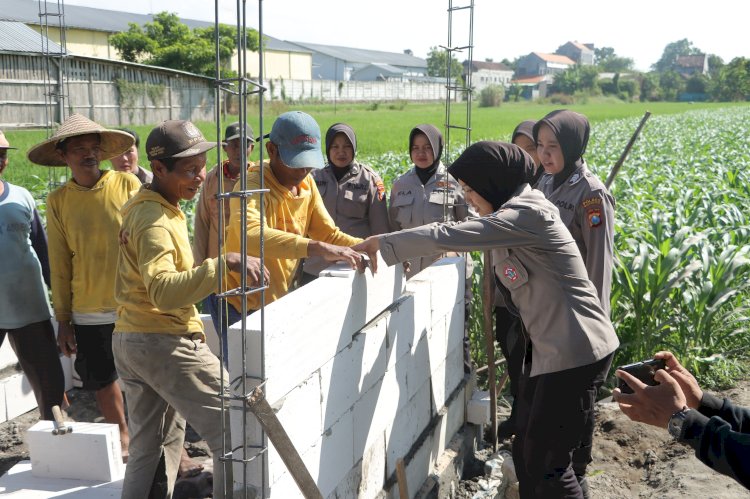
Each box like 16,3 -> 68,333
495,306 -> 525,397
0,320 -> 65,420
513,352 -> 614,499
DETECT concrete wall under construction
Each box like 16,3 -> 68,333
226,255 -> 469,498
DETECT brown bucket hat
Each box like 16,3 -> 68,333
27,114 -> 134,166
0,131 -> 16,150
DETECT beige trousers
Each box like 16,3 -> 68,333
113,332 -> 233,499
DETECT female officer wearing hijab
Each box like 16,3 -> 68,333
534,111 -> 615,495
388,124 -> 471,278
301,123 -> 389,283
354,141 -> 619,499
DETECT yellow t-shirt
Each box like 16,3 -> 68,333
46,170 -> 140,321
115,186 -> 220,337
224,164 -> 361,312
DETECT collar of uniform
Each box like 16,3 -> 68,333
567,163 -> 586,186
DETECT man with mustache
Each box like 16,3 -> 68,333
27,114 -> 139,461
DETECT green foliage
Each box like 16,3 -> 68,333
659,70 -> 686,101
640,72 -> 663,102
652,38 -> 702,72
426,46 -> 463,79
711,57 -> 750,101
110,11 -> 257,78
478,85 -> 504,108
552,64 -> 600,95
595,47 -> 634,73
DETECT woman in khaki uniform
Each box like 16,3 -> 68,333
355,142 -> 619,499
388,124 -> 471,278
301,123 -> 389,283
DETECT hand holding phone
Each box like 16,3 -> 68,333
616,358 -> 666,394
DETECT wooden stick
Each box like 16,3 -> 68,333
604,111 -> 651,188
396,457 -> 409,498
245,386 -> 323,499
475,356 -> 507,374
482,250 -> 497,451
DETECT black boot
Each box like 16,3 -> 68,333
497,414 -> 517,440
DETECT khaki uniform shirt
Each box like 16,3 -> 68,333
303,161 -> 389,276
389,163 -> 471,277
537,164 -> 615,316
380,185 -> 619,377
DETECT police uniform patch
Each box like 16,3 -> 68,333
568,173 -> 581,185
582,197 -> 602,208
503,264 -> 519,282
587,208 -> 602,228
375,180 -> 385,201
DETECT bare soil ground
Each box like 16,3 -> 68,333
2,374 -> 749,498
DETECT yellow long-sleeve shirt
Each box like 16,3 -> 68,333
225,164 -> 361,311
115,187 -> 220,337
46,170 -> 140,322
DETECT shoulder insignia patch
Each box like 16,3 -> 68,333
587,207 -> 602,228
568,173 -> 582,185
503,264 -> 519,282
582,197 -> 602,208
375,180 -> 385,201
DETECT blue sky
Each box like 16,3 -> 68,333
66,0 -> 746,72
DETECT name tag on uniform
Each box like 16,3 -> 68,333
429,190 -> 453,204
344,190 -> 354,200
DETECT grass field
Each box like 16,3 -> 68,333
3,100 -> 747,190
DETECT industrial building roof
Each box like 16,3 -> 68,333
288,41 -> 427,68
0,20 -> 64,54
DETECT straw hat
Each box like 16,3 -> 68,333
27,114 -> 135,166
0,130 -> 16,150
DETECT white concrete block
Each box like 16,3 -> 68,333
70,353 -> 82,388
419,257 -> 465,318
389,428 -> 433,499
467,390 -> 491,425
431,346 -> 466,413
27,421 -> 124,482
2,372 -> 38,420
0,460 -> 123,497
200,313 -> 220,358
60,353 -> 74,392
384,378 -> 432,477
431,383 -> 467,464
357,431 -> 387,499
402,333 -> 432,404
273,371 -> 323,458
0,383 -> 6,423
445,300 -> 466,353
0,339 -> 16,370
426,316 -> 448,372
353,369 -> 400,459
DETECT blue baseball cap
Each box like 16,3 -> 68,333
269,111 -> 324,169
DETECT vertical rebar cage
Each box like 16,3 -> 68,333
212,1 -> 269,497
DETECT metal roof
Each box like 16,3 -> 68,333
0,0 -> 306,53
0,20 -> 64,54
288,41 -> 427,68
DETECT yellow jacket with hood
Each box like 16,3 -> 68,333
225,163 -> 361,312
115,186 -> 220,337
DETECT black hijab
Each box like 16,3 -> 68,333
448,141 -> 536,211
325,123 -> 357,181
511,120 -> 536,144
409,124 -> 443,185
533,110 -> 590,189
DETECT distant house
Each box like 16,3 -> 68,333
287,42 -> 427,81
556,41 -> 595,66
463,60 -> 514,91
515,52 -> 575,78
675,54 -> 709,77
509,75 -> 548,100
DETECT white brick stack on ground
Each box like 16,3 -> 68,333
227,255 -> 470,498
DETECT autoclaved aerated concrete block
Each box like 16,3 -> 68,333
467,390 -> 491,425
27,420 -> 124,482
2,372 -> 37,420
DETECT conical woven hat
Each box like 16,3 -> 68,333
0,131 -> 16,150
27,114 -> 134,166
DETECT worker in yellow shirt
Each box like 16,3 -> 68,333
27,113 -> 137,459
223,111 -> 365,329
113,119 -> 267,498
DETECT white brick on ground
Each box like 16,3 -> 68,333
2,372 -> 38,421
467,390 -> 491,425
0,461 -> 122,498
27,421 -> 124,482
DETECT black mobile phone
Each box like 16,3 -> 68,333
617,358 -> 666,394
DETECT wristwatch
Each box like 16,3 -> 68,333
668,407 -> 691,439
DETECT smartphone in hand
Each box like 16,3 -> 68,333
617,359 -> 666,394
